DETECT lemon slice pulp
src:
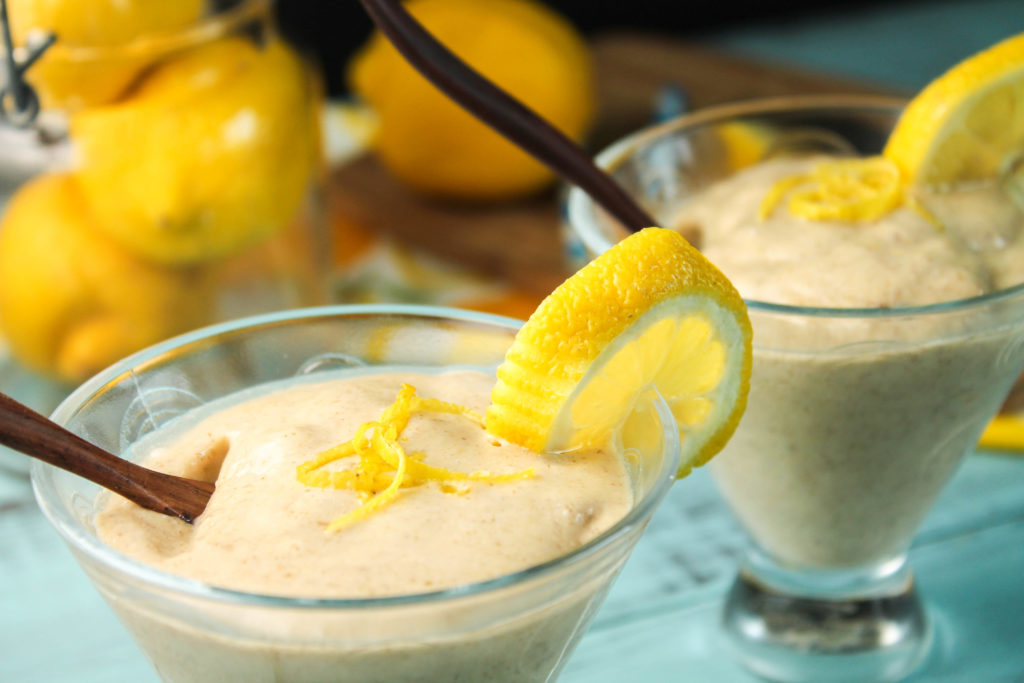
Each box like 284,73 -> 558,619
485,228 -> 752,477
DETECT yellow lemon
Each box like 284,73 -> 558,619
8,0 -> 206,109
885,31 -> 1024,187
9,0 -> 203,46
0,174 -> 211,383
978,414 -> 1024,452
486,228 -> 752,477
348,0 -> 594,201
72,37 -> 320,265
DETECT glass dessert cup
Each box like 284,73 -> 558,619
30,305 -> 681,683
565,96 -> 1024,682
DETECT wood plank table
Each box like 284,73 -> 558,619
4,14 -> 1024,681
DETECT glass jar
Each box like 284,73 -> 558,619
0,0 -> 328,473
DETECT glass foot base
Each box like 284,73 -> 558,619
721,569 -> 932,682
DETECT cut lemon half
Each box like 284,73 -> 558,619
884,31 -> 1024,187
485,228 -> 752,477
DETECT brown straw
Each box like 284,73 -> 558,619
0,392 -> 213,522
357,0 -> 655,232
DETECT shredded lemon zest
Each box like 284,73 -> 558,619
759,156 -> 912,223
297,384 -> 535,533
324,434 -> 409,533
758,175 -> 806,220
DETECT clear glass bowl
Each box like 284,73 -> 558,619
0,0 -> 328,474
31,305 -> 681,683
565,95 -> 1024,682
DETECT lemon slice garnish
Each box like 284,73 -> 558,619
485,228 -> 752,477
885,32 -> 1024,188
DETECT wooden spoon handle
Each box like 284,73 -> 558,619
357,0 -> 656,232
0,392 -> 212,522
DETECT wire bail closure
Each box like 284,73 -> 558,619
0,0 -> 55,128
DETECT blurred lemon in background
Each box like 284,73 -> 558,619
0,174 -> 211,383
72,37 -> 319,264
8,0 -> 204,45
8,0 -> 206,108
349,0 -> 595,201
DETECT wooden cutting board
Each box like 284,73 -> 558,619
328,32 -> 898,298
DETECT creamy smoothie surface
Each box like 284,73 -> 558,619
673,156 -> 1024,308
95,369 -> 632,598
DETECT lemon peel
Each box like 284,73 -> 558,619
759,156 -> 905,222
297,384 -> 534,532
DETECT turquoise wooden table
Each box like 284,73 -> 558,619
3,1 -> 1024,681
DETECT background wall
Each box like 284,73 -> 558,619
274,0 -> 920,96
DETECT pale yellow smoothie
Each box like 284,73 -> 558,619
674,157 -> 1024,568
97,369 -> 630,595
92,368 -> 633,681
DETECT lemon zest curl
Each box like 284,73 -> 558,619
297,384 -> 534,533
759,156 -> 908,223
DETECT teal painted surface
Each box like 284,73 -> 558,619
705,0 -> 1022,91
3,451 -> 1023,681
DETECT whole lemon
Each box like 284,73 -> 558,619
348,0 -> 595,201
71,37 -> 320,264
8,0 -> 206,109
0,174 -> 211,383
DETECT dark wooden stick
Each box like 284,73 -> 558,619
0,393 -> 213,522
357,0 -> 656,232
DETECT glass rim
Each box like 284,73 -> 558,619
568,94 -> 1024,319
32,303 -> 682,611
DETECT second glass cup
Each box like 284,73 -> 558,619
565,95 -> 1024,682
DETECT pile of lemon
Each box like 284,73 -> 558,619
0,0 -> 320,383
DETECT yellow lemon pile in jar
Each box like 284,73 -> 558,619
0,0 -> 322,384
